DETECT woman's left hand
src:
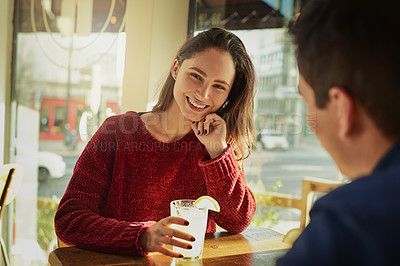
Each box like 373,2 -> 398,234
192,113 -> 228,159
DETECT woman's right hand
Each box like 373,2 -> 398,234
140,216 -> 196,257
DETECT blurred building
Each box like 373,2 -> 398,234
233,28 -> 305,147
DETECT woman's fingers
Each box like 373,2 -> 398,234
160,216 -> 184,229
192,113 -> 223,135
172,230 -> 196,242
161,235 -> 193,249
161,226 -> 195,242
197,120 -> 204,135
162,216 -> 188,226
192,113 -> 228,158
152,216 -> 195,257
162,217 -> 195,242
142,216 -> 195,257
156,246 -> 184,258
203,118 -> 212,135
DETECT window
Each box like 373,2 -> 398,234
193,0 -> 341,233
9,0 -> 127,264
53,106 -> 66,134
39,106 -> 49,133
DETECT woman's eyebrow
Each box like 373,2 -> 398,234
189,67 -> 231,87
189,67 -> 207,77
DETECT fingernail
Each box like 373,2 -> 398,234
197,130 -> 200,135
179,254 -> 184,258
204,129 -> 207,134
190,237 -> 196,241
184,221 -> 189,225
188,245 -> 192,249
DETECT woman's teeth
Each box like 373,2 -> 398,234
188,97 -> 207,109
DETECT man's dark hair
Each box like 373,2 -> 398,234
293,0 -> 400,140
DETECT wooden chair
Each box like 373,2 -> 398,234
0,166 -> 16,266
57,238 -> 69,248
268,176 -> 344,228
265,176 -> 344,245
299,176 -> 344,227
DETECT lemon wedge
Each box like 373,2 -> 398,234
282,228 -> 303,245
194,196 -> 220,212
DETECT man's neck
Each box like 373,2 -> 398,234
343,130 -> 394,180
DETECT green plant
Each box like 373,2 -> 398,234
37,196 -> 59,252
249,180 -> 283,228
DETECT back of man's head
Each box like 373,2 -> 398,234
293,0 -> 400,141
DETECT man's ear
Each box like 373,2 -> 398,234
171,59 -> 180,80
328,87 -> 356,139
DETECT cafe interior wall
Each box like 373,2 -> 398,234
120,0 -> 189,113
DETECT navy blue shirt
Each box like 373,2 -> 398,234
277,142 -> 400,266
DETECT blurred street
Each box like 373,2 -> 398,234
38,155 -> 78,199
38,136 -> 340,200
246,147 -> 339,197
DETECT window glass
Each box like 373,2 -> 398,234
10,0 -> 126,264
53,106 -> 66,133
193,0 -> 342,233
39,105 -> 49,133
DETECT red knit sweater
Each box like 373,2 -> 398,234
55,111 -> 256,256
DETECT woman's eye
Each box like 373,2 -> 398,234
190,73 -> 201,80
214,84 -> 226,90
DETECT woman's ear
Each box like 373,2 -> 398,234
171,59 -> 180,80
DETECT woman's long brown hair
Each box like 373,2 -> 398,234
152,28 -> 256,160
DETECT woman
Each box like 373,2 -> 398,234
55,28 -> 256,258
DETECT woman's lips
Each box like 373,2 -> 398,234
187,96 -> 209,111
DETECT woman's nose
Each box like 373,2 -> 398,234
195,84 -> 210,100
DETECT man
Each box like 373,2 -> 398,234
277,0 -> 400,265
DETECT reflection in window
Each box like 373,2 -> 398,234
75,106 -> 85,140
53,106 -> 66,133
40,106 -> 49,132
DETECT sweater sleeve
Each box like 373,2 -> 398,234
198,145 -> 256,234
54,116 -> 155,255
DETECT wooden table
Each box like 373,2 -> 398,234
49,228 -> 290,265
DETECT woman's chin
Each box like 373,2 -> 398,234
181,111 -> 205,122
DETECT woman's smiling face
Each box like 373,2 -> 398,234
171,47 -> 235,122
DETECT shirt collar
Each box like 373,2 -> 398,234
372,141 -> 400,174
